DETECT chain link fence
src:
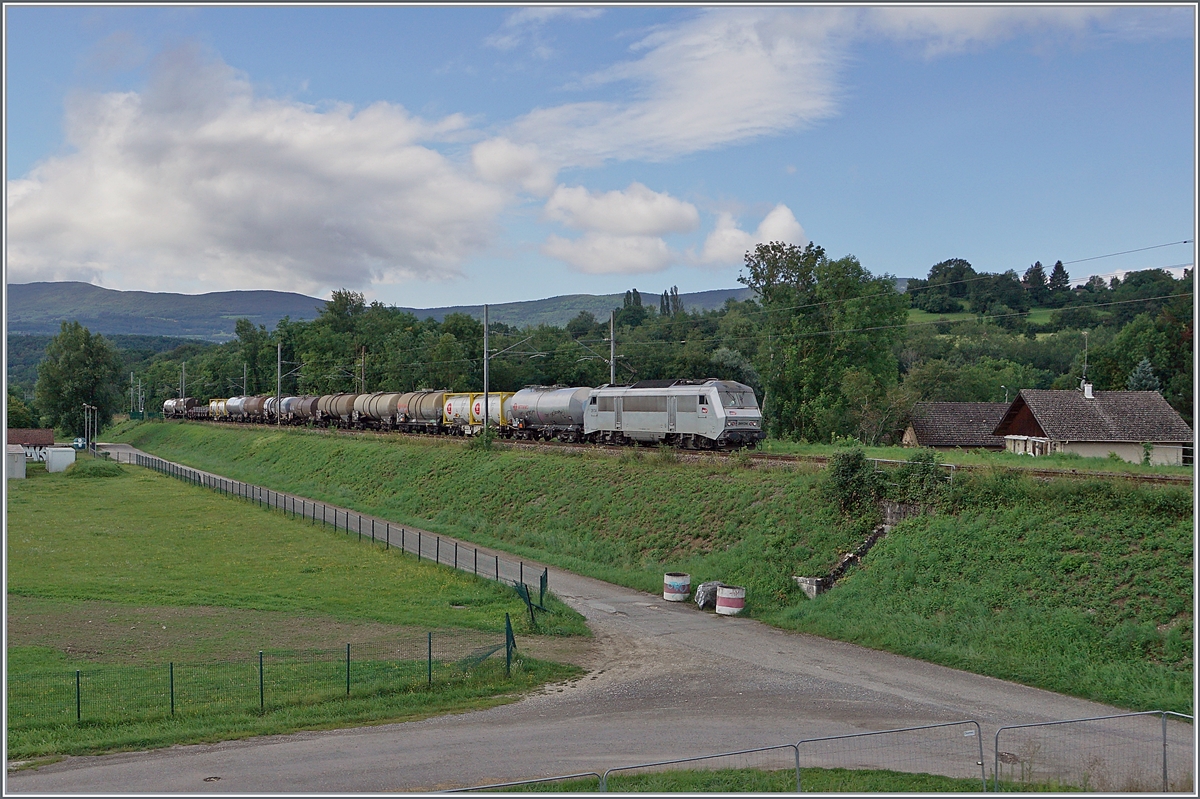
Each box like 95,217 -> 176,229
9,631 -> 517,731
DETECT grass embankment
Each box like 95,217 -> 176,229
6,462 -> 585,758
758,438 -> 1193,478
113,422 -> 1193,714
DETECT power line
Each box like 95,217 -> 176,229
1062,240 -> 1193,265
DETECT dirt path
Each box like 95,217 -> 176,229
7,444 -> 1192,793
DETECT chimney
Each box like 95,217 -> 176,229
1083,382 -> 1094,399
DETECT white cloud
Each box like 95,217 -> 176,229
541,232 -> 673,275
486,7 -> 604,53
508,9 -> 845,165
699,205 -> 806,266
501,6 -> 1170,167
471,137 -> 557,196
6,47 -> 507,295
859,6 -> 1116,57
544,182 -> 698,236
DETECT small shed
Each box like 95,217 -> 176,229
902,402 -> 1009,451
992,386 -> 1193,465
46,447 -> 76,473
7,445 -> 27,479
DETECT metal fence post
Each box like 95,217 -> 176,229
358,515 -> 361,542
346,643 -> 351,697
436,536 -> 440,564
474,548 -> 477,575
76,670 -> 81,721
170,662 -> 175,715
520,561 -> 524,585
496,554 -> 499,580
454,541 -> 458,570
418,531 -> 422,560
386,524 -> 390,550
1162,711 -> 1168,792
259,651 -> 264,712
427,632 -> 432,685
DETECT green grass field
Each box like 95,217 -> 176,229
111,422 -> 1193,715
6,462 -> 585,757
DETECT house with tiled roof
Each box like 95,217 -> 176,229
902,402 -> 1008,451
991,385 -> 1193,465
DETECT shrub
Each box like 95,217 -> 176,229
64,459 -> 124,478
821,448 -> 881,517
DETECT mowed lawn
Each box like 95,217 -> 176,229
6,461 -> 586,758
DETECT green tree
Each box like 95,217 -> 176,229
34,321 -> 124,436
739,241 -> 907,441
7,386 -> 36,428
1126,357 -> 1161,392
1022,261 -> 1048,306
1046,260 -> 1071,307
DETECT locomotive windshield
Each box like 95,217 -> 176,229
717,390 -> 758,409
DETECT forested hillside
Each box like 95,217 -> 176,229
10,248 -> 1192,437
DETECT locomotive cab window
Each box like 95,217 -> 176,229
589,396 -> 597,405
717,391 -> 758,409
698,395 -> 707,406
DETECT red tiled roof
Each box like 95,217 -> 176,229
7,428 -> 55,447
908,402 -> 1009,449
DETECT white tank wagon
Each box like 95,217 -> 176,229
584,379 -> 764,449
225,396 -> 249,419
208,398 -> 228,419
396,391 -> 447,433
509,386 -> 591,442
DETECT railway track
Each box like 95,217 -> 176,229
177,419 -> 1193,486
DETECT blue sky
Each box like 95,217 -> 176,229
5,5 -> 1195,308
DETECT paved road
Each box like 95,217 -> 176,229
7,445 -> 1193,792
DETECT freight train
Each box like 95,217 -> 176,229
163,379 -> 765,450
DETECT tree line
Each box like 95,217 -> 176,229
12,243 -> 1192,441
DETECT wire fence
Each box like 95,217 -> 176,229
9,631 -> 516,731
120,451 -> 549,604
449,714 -> 1194,792
994,711 -> 1195,793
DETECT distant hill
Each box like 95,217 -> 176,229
7,283 -> 327,340
6,282 -> 758,341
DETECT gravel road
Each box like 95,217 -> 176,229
7,445 -> 1192,793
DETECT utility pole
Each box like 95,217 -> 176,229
276,342 -> 282,426
243,363 -> 248,396
483,304 -> 489,432
609,310 -> 616,385
180,361 -> 186,398
130,372 -> 135,416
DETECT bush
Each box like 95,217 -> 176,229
821,448 -> 881,517
888,449 -> 948,505
65,459 -> 125,478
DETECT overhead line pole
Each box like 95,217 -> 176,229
610,310 -> 616,385
276,342 -> 282,426
483,304 -> 489,432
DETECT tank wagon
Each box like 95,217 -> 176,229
162,398 -> 197,418
509,386 -> 591,442
167,379 -> 764,449
397,391 -> 448,434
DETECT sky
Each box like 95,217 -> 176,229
4,5 -> 1196,309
